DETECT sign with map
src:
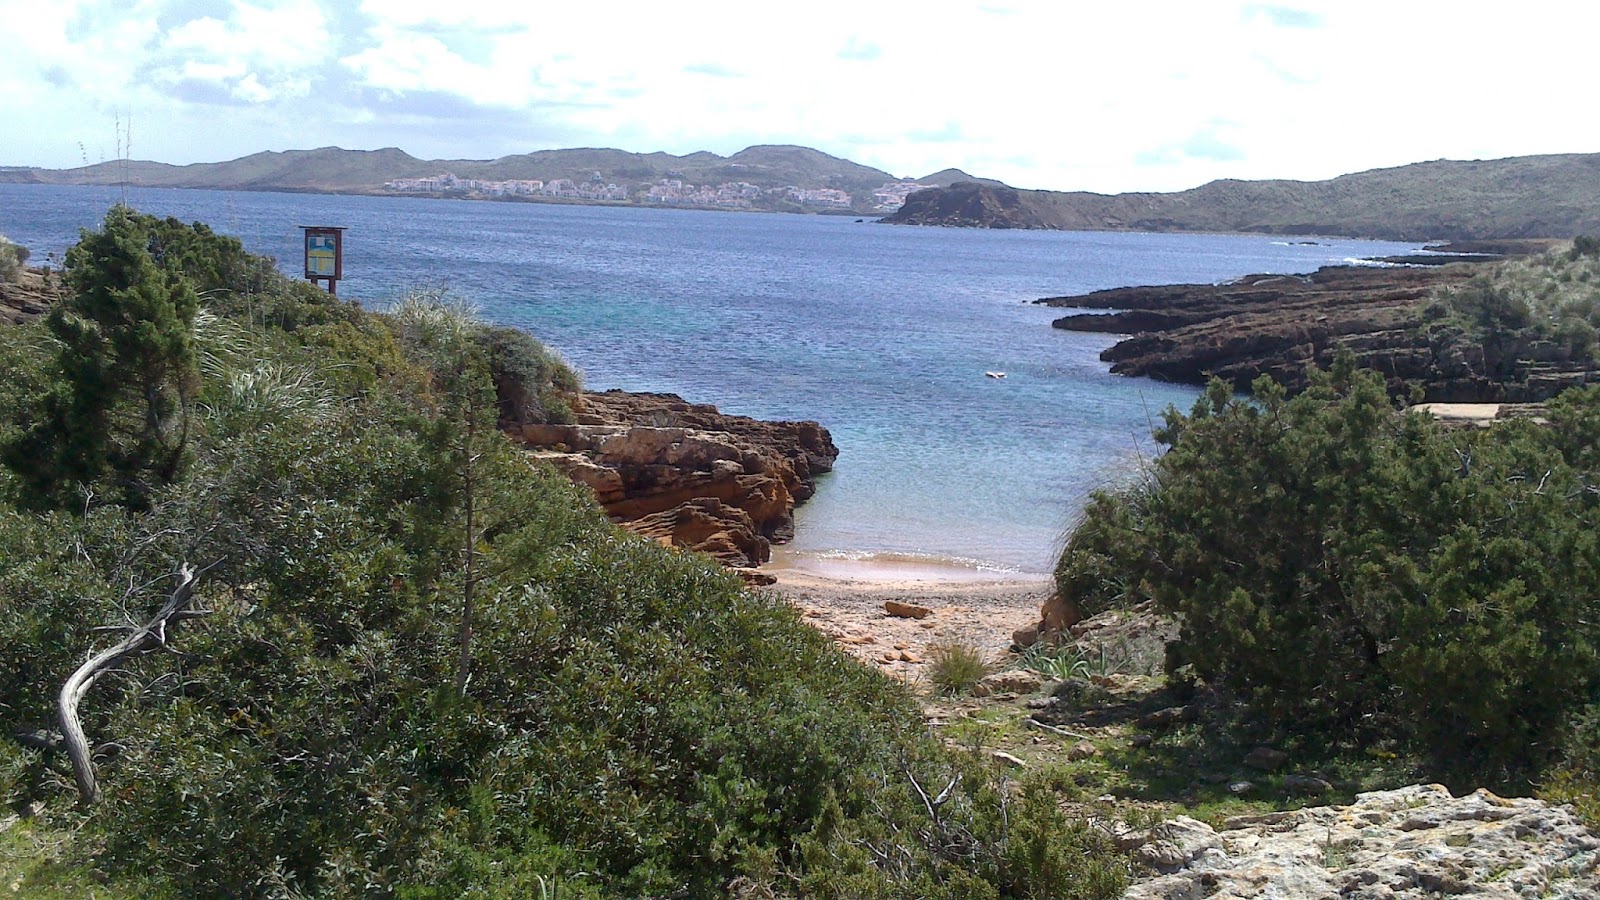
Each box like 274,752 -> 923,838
300,226 -> 345,291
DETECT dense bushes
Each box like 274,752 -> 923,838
1428,238 -> 1600,361
0,207 -> 1123,898
1057,357 -> 1600,785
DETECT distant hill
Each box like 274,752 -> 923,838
884,154 -> 1600,241
0,145 -> 912,213
915,168 -> 1007,189
13,144 -> 1600,239
0,147 -> 439,192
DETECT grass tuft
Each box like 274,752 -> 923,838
927,641 -> 993,696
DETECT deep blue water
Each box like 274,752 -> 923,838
0,185 -> 1426,573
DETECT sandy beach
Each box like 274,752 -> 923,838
761,550 -> 1052,678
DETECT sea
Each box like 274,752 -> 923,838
0,184 -> 1427,576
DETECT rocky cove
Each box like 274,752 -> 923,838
9,227 -> 1600,895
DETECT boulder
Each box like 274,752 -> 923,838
973,670 -> 1042,698
1282,773 -> 1333,796
884,600 -> 933,619
0,267 -> 63,326
1019,591 -> 1083,646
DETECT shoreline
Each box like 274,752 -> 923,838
766,546 -> 1049,587
764,548 -> 1052,673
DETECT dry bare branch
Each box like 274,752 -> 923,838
57,560 -> 219,805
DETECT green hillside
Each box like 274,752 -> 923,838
0,144 -> 904,206
887,153 -> 1600,240
14,144 -> 1600,238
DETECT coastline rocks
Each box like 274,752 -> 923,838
1124,784 -> 1600,899
627,498 -> 768,568
521,390 -> 837,571
1040,257 -> 1600,402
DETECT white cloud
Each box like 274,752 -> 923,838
4,0 -> 1600,192
146,0 -> 332,103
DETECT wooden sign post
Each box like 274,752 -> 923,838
300,226 -> 345,295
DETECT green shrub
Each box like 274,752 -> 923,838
1428,242 -> 1600,371
476,323 -> 581,426
0,204 -> 1124,899
1057,357 -> 1600,786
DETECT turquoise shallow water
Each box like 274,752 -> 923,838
0,185 -> 1425,573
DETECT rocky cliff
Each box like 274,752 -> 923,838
1041,249 -> 1600,402
519,390 -> 838,581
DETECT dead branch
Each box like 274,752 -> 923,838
1026,718 -> 1093,741
58,561 -> 216,805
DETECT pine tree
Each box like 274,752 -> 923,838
5,205 -> 200,508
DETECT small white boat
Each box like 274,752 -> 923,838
985,371 -> 1006,379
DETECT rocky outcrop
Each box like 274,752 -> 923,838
884,182 -> 1055,229
1041,254 -> 1600,402
1125,783 -> 1600,898
883,154 -> 1600,241
520,390 -> 837,575
0,268 -> 63,325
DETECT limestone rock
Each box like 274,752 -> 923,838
1125,784 -> 1600,899
973,670 -> 1042,698
991,750 -> 1026,769
1126,816 -> 1225,874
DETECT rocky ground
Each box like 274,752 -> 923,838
763,566 -> 1052,680
773,568 -> 1600,897
1125,784 -> 1600,898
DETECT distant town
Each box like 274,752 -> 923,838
381,172 -> 927,213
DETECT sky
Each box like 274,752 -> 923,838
2,0 -> 1598,194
